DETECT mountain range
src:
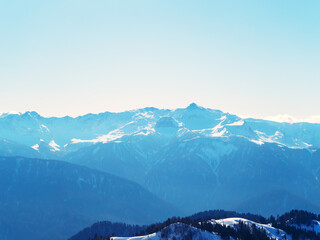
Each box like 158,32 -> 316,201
0,104 -> 320,239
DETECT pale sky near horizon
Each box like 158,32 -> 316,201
0,0 -> 319,120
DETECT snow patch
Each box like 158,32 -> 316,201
226,120 -> 244,126
40,124 -> 50,132
49,140 -> 60,152
0,111 -> 22,118
209,119 -> 229,137
134,111 -> 155,119
219,115 -> 227,121
250,139 -> 265,145
96,130 -> 124,143
211,128 -> 227,137
303,142 -> 313,148
31,144 -> 39,151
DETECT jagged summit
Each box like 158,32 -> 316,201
1,104 -> 320,149
186,102 -> 204,110
23,111 -> 41,118
0,111 -> 40,119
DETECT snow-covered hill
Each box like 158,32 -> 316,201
96,219 -> 291,240
83,216 -> 320,240
212,218 -> 288,240
109,218 -> 293,240
111,223 -> 222,240
70,209 -> 320,240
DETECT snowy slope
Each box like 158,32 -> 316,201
212,218 -> 289,240
111,223 -> 222,240
110,219 -> 293,240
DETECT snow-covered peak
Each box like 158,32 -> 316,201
1,105 -> 320,151
186,102 -> 204,110
22,111 -> 41,118
0,111 -> 22,118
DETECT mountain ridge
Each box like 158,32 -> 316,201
2,103 -> 320,124
1,103 -> 320,152
0,156 -> 180,240
1,104 -> 320,219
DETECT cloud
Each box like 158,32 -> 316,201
304,116 -> 320,123
263,115 -> 320,124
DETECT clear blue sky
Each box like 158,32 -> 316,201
0,0 -> 319,118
